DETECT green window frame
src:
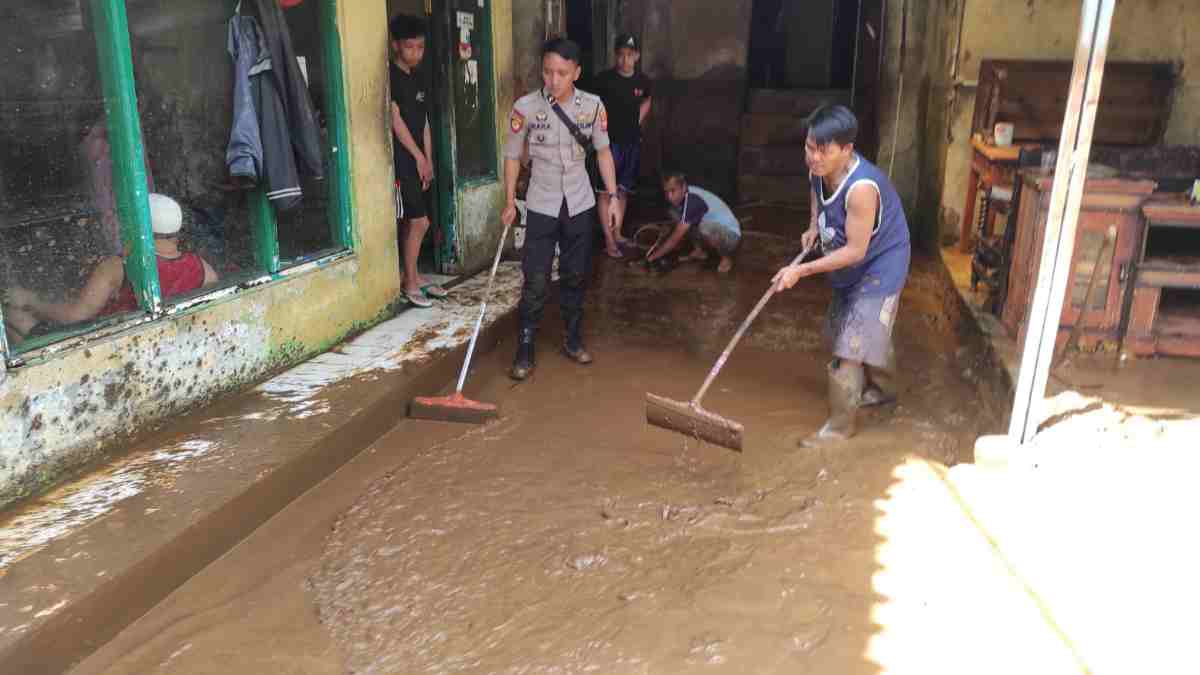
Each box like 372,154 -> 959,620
3,0 -> 355,367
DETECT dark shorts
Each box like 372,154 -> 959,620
596,142 -> 641,194
824,289 -> 902,370
395,177 -> 429,222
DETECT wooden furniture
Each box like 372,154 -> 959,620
973,60 -> 1175,146
960,59 -> 1175,252
959,135 -> 1038,252
1002,173 -> 1156,351
1126,197 -> 1200,357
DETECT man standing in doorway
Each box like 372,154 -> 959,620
501,38 -> 620,381
592,33 -> 652,259
390,13 -> 447,308
772,105 -> 911,447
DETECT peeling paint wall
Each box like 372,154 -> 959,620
0,1 -> 407,508
927,0 -> 1200,245
512,0 -> 550,94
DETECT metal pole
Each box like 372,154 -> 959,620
1008,0 -> 1116,443
0,302 -> 9,378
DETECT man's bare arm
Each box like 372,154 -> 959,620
33,256 -> 125,324
647,221 -> 690,262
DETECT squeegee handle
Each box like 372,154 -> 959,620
455,222 -> 513,394
691,242 -> 816,407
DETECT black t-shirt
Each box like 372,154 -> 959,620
593,69 -> 652,146
390,60 -> 431,179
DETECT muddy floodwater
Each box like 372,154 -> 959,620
75,234 -> 1001,674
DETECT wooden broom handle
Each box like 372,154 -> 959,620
691,242 -> 817,406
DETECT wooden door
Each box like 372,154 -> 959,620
1059,201 -> 1141,333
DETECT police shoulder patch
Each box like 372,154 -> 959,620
510,108 -> 525,133
598,105 -> 608,132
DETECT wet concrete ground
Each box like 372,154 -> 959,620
73,233 -> 1001,673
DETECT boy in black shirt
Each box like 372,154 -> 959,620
592,34 -> 652,259
389,14 -> 446,307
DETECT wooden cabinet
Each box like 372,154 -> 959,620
1002,173 -> 1156,350
1126,198 -> 1200,357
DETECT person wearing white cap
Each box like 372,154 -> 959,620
4,194 -> 218,345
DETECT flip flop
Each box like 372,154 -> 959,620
421,284 -> 449,299
605,247 -> 624,259
404,289 -> 434,308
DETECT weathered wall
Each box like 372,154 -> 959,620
512,0 -> 549,94
928,0 -> 1200,245
877,0 -> 927,240
0,0 -> 404,508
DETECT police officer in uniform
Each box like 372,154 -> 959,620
501,38 -> 620,381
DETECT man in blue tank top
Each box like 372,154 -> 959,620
772,104 -> 911,447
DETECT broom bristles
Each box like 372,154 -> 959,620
645,393 -> 744,451
409,393 -> 498,424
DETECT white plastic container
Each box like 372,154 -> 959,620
994,122 -> 1015,147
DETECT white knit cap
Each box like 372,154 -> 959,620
148,193 -> 182,235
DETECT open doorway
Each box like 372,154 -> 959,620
387,0 -> 442,279
739,0 -> 884,206
748,0 -> 861,91
564,0 -> 617,91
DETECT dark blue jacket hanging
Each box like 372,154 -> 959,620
225,1 -> 323,211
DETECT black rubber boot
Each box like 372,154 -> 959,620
561,314 -> 593,365
510,327 -> 536,380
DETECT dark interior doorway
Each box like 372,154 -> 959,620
748,0 -> 860,90
564,0 -> 596,89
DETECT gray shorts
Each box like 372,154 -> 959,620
824,289 -> 901,370
691,221 -> 741,258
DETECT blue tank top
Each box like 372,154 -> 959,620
814,155 -> 911,296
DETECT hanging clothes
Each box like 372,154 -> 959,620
226,14 -> 267,183
225,1 -> 324,211
253,0 -> 324,193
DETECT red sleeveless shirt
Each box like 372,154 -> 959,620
105,253 -> 206,315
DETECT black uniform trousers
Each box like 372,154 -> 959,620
519,199 -> 594,331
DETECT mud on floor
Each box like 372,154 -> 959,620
305,237 -> 1003,673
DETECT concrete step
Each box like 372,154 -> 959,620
738,174 -> 811,206
738,144 -> 808,176
746,88 -> 851,116
0,265 -> 525,674
740,113 -> 810,147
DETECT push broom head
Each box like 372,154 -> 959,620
645,392 -> 744,452
409,391 -> 498,424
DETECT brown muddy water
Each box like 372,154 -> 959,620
74,235 -> 1002,674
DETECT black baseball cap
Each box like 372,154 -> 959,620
615,34 -> 640,51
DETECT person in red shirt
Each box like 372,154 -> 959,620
5,194 -> 218,345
